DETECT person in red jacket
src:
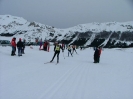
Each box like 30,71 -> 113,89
11,37 -> 16,56
98,47 -> 102,63
43,41 -> 48,51
47,41 -> 50,52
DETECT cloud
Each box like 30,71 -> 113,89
0,0 -> 133,28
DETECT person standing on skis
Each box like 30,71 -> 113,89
72,45 -> 78,54
61,42 -> 65,50
50,42 -> 63,63
67,45 -> 73,57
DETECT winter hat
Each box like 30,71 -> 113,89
13,37 -> 16,40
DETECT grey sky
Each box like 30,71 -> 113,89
0,0 -> 133,28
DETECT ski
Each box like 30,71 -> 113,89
44,62 -> 53,64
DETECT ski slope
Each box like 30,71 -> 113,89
0,46 -> 133,99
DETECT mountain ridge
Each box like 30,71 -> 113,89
0,15 -> 133,47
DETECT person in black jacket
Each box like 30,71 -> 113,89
50,42 -> 63,63
67,45 -> 73,57
22,39 -> 26,54
94,47 -> 99,63
17,38 -> 24,56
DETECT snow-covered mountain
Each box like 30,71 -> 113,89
0,15 -> 133,47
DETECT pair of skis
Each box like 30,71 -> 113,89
44,62 -> 59,65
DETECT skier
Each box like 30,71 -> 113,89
50,42 -> 63,63
93,47 -> 99,63
11,37 -> 16,56
72,45 -> 78,54
61,43 -> 65,50
17,38 -> 24,56
67,45 -> 73,57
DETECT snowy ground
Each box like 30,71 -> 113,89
0,46 -> 133,99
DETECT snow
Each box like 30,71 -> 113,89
0,15 -> 133,43
84,33 -> 95,46
0,45 -> 133,99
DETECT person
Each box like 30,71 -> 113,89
80,46 -> 83,50
39,39 -> 42,50
47,41 -> 50,52
67,45 -> 73,57
93,47 -> 96,51
17,38 -> 24,56
22,39 -> 26,54
61,43 -> 65,50
11,37 -> 16,56
14,37 -> 16,54
50,42 -> 63,63
93,47 -> 99,63
98,47 -> 102,63
72,45 -> 78,54
43,41 -> 48,51
35,38 -> 38,46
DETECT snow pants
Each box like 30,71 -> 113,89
68,50 -> 73,57
11,46 -> 16,56
51,51 -> 60,62
18,47 -> 22,56
94,55 -> 100,63
72,48 -> 77,54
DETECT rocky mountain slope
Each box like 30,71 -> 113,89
0,15 -> 133,47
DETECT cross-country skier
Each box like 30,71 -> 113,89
72,45 -> 78,54
50,42 -> 63,63
67,45 -> 73,57
61,42 -> 65,50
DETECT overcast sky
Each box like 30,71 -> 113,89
0,0 -> 133,28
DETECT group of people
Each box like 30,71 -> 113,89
11,37 -> 26,56
39,39 -> 50,52
50,42 -> 102,64
50,42 -> 78,63
11,38 -> 102,63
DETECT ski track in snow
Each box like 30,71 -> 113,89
39,61 -> 91,99
0,46 -> 133,99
